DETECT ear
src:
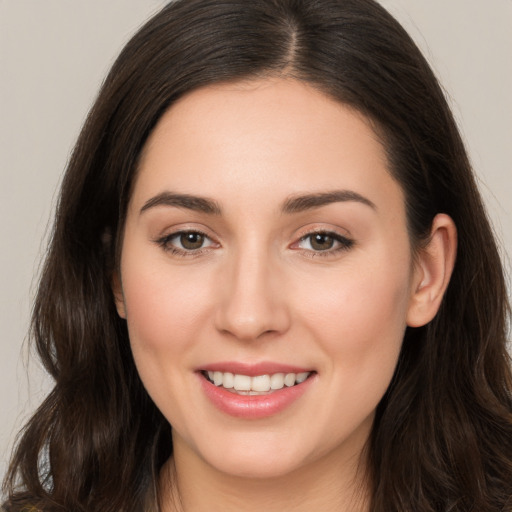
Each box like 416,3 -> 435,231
112,270 -> 127,319
407,213 -> 457,327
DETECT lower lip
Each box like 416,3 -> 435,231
199,373 -> 315,419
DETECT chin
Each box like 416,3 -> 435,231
208,451 -> 306,480
191,430 -> 312,480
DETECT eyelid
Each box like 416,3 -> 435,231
153,223 -> 354,258
290,226 -> 355,256
153,226 -> 220,256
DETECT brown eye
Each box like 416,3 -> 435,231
180,232 -> 205,250
157,230 -> 215,253
294,231 -> 354,255
310,233 -> 335,251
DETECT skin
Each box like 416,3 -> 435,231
114,78 -> 456,511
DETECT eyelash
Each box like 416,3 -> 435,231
294,230 -> 355,258
155,229 -> 216,257
154,229 -> 355,258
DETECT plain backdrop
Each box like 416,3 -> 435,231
1,0 -> 511,478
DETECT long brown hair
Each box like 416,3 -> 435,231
4,1 -> 511,510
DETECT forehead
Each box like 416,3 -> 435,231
132,78 -> 403,217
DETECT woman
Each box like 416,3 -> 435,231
3,0 -> 511,511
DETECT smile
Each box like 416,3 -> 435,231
203,370 -> 312,394
198,366 -> 316,419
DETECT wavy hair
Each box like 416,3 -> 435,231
3,0 -> 511,510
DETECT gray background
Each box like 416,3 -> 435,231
1,0 -> 511,477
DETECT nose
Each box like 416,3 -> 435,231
214,247 -> 291,341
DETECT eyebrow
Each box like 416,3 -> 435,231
282,190 -> 376,213
140,192 -> 222,215
140,189 -> 375,216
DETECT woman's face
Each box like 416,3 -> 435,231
115,78 -> 423,479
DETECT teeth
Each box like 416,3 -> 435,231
223,372 -> 234,389
284,373 -> 296,387
251,374 -> 271,392
296,372 -> 309,384
213,371 -> 223,386
233,374 -> 251,391
205,370 -> 311,392
270,373 -> 285,390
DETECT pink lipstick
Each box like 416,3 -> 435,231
197,361 -> 315,419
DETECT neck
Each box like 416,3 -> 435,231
159,436 -> 371,512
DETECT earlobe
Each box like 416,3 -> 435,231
407,214 -> 457,327
112,270 -> 127,319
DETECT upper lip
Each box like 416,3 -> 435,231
198,361 -> 313,376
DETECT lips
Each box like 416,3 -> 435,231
197,362 -> 315,419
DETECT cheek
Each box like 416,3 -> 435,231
119,254 -> 218,425
295,255 -> 411,382
120,253 -> 214,366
